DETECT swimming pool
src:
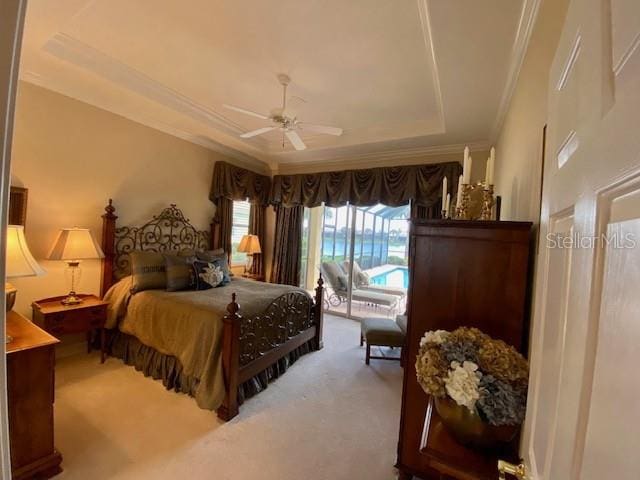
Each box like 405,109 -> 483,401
370,267 -> 409,289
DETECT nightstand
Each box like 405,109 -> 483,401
241,272 -> 265,282
32,294 -> 109,363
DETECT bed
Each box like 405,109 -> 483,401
99,200 -> 324,421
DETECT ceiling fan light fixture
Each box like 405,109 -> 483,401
224,73 -> 342,151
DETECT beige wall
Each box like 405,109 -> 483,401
494,0 -> 570,222
9,82 -> 235,320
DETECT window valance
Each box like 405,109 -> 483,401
209,161 -> 271,205
269,161 -> 462,208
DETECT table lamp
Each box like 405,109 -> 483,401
5,225 -> 46,343
237,234 -> 261,274
47,227 -> 104,305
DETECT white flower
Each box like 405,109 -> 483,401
445,361 -> 482,412
419,329 -> 450,347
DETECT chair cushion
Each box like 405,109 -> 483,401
321,262 -> 347,293
361,317 -> 405,347
352,289 -> 398,307
396,314 -> 408,334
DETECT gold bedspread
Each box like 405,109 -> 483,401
103,277 -> 309,410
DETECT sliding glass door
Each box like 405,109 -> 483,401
300,203 -> 410,320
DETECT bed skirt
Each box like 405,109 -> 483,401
107,330 -> 314,409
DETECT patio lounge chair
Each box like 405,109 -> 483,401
343,260 -> 407,298
320,262 -> 398,312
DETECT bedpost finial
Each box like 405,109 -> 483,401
104,198 -> 116,217
227,292 -> 240,316
317,273 -> 324,288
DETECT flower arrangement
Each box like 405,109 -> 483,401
416,327 -> 528,427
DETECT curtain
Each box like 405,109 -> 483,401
270,205 -> 304,286
270,161 -> 462,209
209,161 -> 271,205
209,161 -> 270,262
214,197 -> 233,256
248,203 -> 266,276
410,198 -> 443,220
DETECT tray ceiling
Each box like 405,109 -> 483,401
19,0 -> 535,171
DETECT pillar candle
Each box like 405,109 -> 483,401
466,156 -> 473,184
462,146 -> 470,183
489,147 -> 495,185
456,175 -> 463,207
442,176 -> 448,209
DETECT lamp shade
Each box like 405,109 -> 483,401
237,234 -> 261,254
47,228 -> 105,261
6,225 -> 46,278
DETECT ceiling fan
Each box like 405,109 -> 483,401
223,74 -> 343,151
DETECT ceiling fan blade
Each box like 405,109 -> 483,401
285,130 -> 307,151
223,104 -> 270,120
300,123 -> 343,136
240,126 -> 276,138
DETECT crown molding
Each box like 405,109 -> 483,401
19,72 -> 271,175
275,141 -> 490,174
490,0 -> 542,142
41,33 -> 270,149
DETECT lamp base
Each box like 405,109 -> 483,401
5,283 -> 17,313
61,292 -> 83,306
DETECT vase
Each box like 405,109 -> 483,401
434,396 -> 519,451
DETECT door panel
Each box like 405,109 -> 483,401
523,0 -> 640,478
611,0 -> 640,80
579,181 -> 640,480
529,212 -> 574,479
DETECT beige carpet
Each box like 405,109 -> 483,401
54,315 -> 404,480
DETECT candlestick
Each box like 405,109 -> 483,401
456,183 -> 471,220
480,184 -> 495,220
445,193 -> 451,216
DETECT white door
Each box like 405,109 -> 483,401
1,1 -> 28,478
522,0 -> 640,479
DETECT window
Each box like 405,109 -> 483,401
299,207 -> 311,287
231,200 -> 250,265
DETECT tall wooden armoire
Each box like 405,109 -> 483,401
397,220 -> 533,480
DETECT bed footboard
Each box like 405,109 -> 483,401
217,277 -> 324,421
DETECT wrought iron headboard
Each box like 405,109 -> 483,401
112,204 -> 210,280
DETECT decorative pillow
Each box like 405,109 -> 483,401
343,260 -> 370,288
357,271 -> 370,287
196,251 -> 233,278
192,260 -> 229,290
336,273 -> 348,291
164,254 -> 196,291
130,251 -> 166,293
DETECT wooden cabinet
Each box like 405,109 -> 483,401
396,220 -> 532,480
6,311 -> 62,479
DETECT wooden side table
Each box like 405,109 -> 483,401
32,294 -> 109,363
6,310 -> 62,479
